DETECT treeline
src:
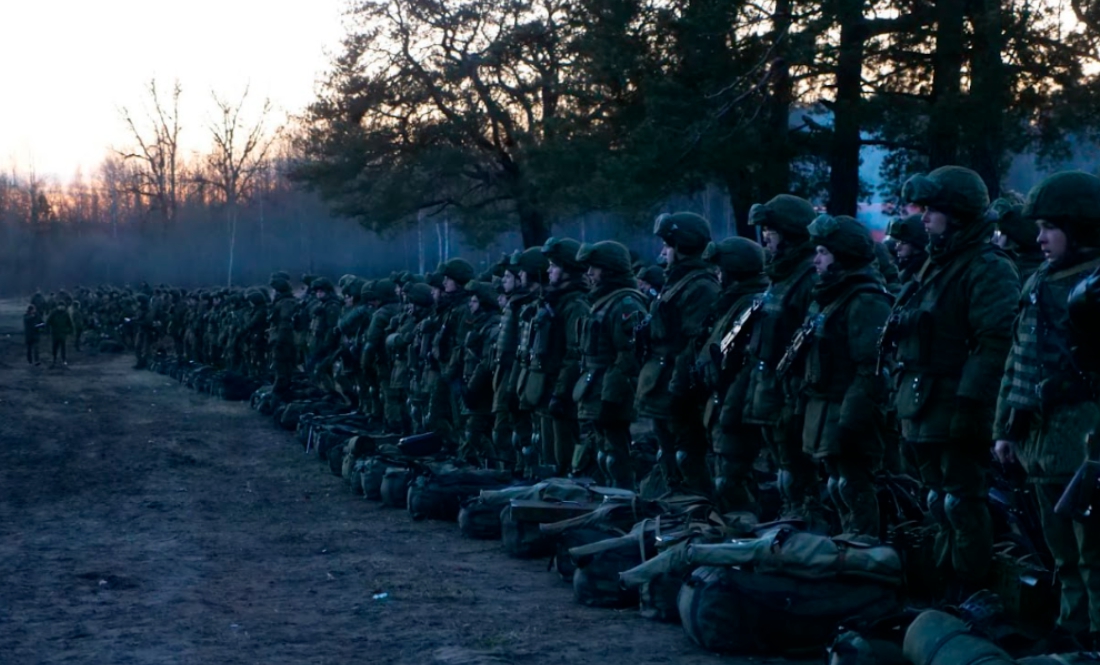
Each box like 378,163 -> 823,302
292,0 -> 1100,247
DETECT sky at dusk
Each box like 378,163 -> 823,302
0,0 -> 349,180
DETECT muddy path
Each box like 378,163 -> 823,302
0,300 -> 770,665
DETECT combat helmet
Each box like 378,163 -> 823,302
1023,171 -> 1100,247
311,277 -> 335,294
886,214 -> 928,247
808,214 -> 875,267
404,282 -> 434,308
702,237 -> 765,277
575,240 -> 633,276
747,195 -> 816,242
540,237 -> 584,272
653,212 -> 711,254
509,247 -> 550,280
441,258 -> 476,286
902,166 -> 990,221
465,280 -> 500,310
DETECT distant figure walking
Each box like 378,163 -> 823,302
23,305 -> 43,365
46,299 -> 74,366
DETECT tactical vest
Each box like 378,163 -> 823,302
581,287 -> 646,369
649,268 -> 718,357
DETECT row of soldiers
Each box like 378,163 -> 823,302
63,165 -> 1100,649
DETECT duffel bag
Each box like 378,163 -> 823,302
407,468 -> 512,522
381,466 -> 414,508
679,565 -> 900,656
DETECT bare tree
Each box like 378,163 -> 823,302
117,79 -> 183,229
200,87 -> 278,286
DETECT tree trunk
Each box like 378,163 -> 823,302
517,205 -> 550,248
761,0 -> 793,201
928,0 -> 965,168
227,204 -> 238,287
969,0 -> 1006,198
827,0 -> 866,216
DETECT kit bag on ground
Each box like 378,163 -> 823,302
407,467 -> 513,522
570,529 -> 654,608
679,565 -> 901,656
381,465 -> 414,508
459,497 -> 507,540
903,610 -> 1016,665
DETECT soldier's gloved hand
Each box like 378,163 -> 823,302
548,395 -> 569,419
949,397 -> 993,447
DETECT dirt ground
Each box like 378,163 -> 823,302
0,300 -> 780,665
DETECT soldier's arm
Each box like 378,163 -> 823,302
839,294 -> 892,432
603,296 -> 645,404
552,299 -> 590,399
959,256 -> 1021,405
670,279 -> 720,394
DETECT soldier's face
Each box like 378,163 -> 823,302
761,229 -> 782,256
1037,220 -> 1068,262
469,296 -> 480,314
443,277 -> 459,293
922,208 -> 949,237
813,246 -> 835,275
502,272 -> 517,292
659,244 -> 676,266
548,262 -> 564,285
586,266 -> 603,287
519,270 -> 531,287
896,241 -> 917,259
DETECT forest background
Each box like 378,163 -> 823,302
4,0 -> 1100,294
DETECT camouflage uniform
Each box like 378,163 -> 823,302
458,282 -> 503,466
743,195 -> 820,519
389,283 -> 434,435
427,259 -> 477,447
795,216 -> 893,536
637,213 -> 720,493
892,166 -> 1019,588
695,238 -> 769,512
574,241 -> 647,487
268,276 -> 298,397
994,172 -> 1100,636
530,238 -> 590,476
505,249 -> 550,475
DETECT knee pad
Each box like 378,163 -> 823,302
713,476 -> 728,496
675,449 -> 688,468
927,489 -> 946,523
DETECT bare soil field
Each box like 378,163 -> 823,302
0,300 -> 769,665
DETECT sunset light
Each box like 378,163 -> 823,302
0,0 -> 348,179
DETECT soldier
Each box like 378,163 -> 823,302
428,259 -> 477,447
489,253 -> 532,471
24,304 -> 43,365
507,249 -> 552,476
46,294 -> 75,367
132,293 -> 157,369
990,196 -> 1046,282
307,277 -> 343,392
886,214 -> 929,285
790,215 -> 893,536
574,241 -> 647,487
268,274 -> 298,398
536,238 -> 590,477
994,171 -> 1100,648
70,301 -> 85,352
744,195 -> 820,520
637,213 -> 720,494
890,166 -> 1019,595
635,265 -> 665,303
458,281 -> 503,466
695,237 -> 769,512
389,281 -> 433,436
362,279 -> 403,429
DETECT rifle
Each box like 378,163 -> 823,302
1055,431 -> 1100,524
775,315 -> 817,377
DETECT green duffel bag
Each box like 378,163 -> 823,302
903,610 -> 1016,665
458,498 -> 505,540
679,566 -> 900,656
407,468 -> 512,522
501,504 -> 555,559
571,535 -> 647,609
381,466 -> 413,509
361,457 -> 391,501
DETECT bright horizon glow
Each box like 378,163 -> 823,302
0,0 -> 349,181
